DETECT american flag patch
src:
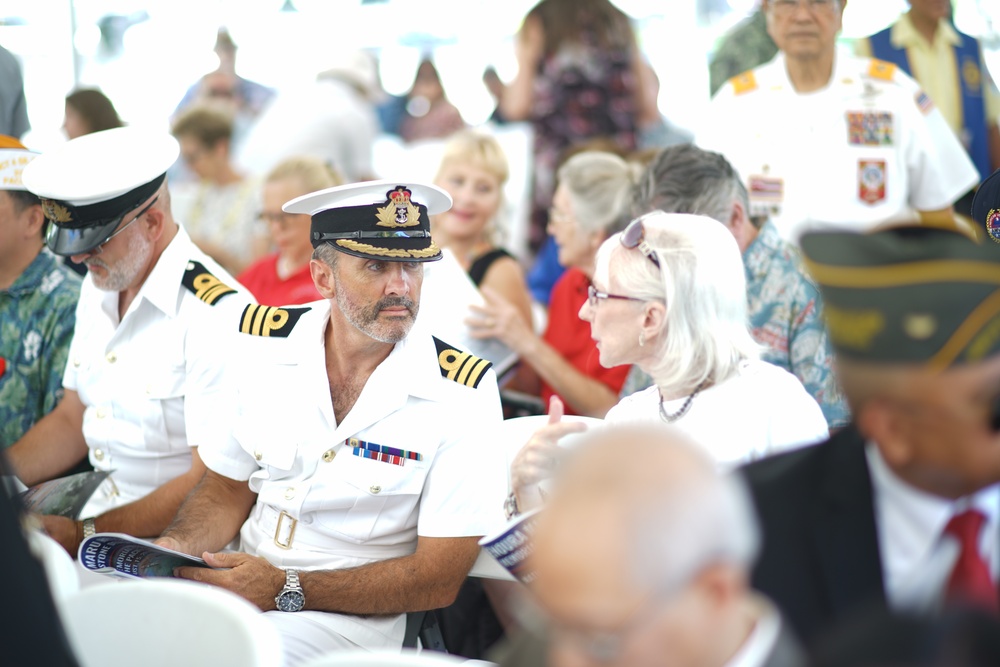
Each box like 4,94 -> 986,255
916,91 -> 934,114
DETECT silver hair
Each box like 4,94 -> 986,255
557,151 -> 643,235
594,211 -> 760,392
312,243 -> 340,268
630,144 -> 753,227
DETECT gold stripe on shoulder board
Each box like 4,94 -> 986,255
433,336 -> 493,389
182,260 -> 237,306
239,304 -> 311,338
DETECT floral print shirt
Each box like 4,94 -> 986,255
0,251 -> 80,447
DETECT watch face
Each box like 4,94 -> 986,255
277,590 -> 305,612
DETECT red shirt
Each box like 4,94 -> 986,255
540,268 -> 629,414
237,254 -> 321,306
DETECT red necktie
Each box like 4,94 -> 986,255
943,509 -> 999,614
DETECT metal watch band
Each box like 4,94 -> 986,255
503,492 -> 520,521
286,569 -> 300,589
82,517 -> 96,539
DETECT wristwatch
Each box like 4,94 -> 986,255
275,569 -> 305,612
82,517 -> 97,539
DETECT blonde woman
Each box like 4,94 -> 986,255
237,157 -> 341,306
432,130 -> 533,328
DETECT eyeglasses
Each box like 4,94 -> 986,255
587,285 -> 643,309
621,216 -> 661,269
257,211 -> 295,229
770,0 -> 837,15
91,195 -> 159,255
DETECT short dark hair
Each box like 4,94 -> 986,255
631,145 -> 754,228
7,189 -> 40,211
5,189 -> 43,238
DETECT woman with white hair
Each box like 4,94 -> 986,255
509,211 -> 828,514
471,150 -> 639,417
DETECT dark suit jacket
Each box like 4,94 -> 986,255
741,426 -> 888,645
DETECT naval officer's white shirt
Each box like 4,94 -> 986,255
199,299 -> 506,661
65,226 -> 249,518
698,48 -> 979,243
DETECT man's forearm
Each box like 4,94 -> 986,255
300,536 -> 481,614
8,391 -> 88,486
92,449 -> 208,538
161,469 -> 256,555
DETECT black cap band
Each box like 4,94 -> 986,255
310,202 -> 430,248
41,172 -> 166,230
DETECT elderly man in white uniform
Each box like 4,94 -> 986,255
698,0 -> 979,243
157,181 -> 505,666
7,127 -> 249,556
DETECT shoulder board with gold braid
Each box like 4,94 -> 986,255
729,70 -> 758,96
866,59 -> 897,83
239,304 -> 311,338
182,260 -> 237,306
433,336 -> 493,389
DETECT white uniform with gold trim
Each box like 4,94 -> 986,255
697,49 -> 979,243
198,300 -> 505,662
66,227 -> 249,518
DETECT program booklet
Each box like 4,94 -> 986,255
78,533 -> 212,579
479,508 -> 541,584
20,470 -> 110,519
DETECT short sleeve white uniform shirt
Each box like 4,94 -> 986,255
65,227 -> 250,517
698,50 -> 979,243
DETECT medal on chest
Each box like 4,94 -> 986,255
858,159 -> 887,205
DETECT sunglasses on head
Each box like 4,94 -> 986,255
621,216 -> 661,269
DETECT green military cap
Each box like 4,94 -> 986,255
800,226 -> 1000,372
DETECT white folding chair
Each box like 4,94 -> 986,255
301,649 -> 494,667
25,527 -> 80,605
60,578 -> 282,667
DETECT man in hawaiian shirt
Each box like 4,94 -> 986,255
0,136 -> 80,448
624,144 -> 849,427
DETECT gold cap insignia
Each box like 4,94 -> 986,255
376,186 -> 421,228
41,199 -> 74,224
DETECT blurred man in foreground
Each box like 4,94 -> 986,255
495,424 -> 804,667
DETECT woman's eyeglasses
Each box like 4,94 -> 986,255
587,285 -> 643,309
621,216 -> 661,269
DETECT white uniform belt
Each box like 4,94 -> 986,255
253,504 -> 412,560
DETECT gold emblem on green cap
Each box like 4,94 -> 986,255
41,199 -> 73,224
903,314 -> 937,341
824,305 -> 885,351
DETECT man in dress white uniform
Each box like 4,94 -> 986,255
157,181 -> 505,666
698,0 -> 979,243
7,127 -> 249,556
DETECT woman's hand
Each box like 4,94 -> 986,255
467,286 -> 534,353
510,396 -> 588,512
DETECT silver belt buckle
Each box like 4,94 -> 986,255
274,510 -> 297,550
